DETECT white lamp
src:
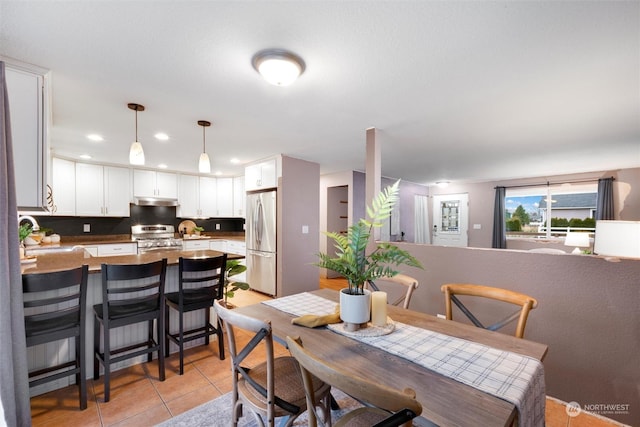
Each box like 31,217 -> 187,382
564,231 -> 590,254
128,103 -> 145,166
197,120 -> 211,174
594,220 -> 640,258
252,49 -> 305,86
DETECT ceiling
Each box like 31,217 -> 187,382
1,1 -> 638,185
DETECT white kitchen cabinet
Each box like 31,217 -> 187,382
226,240 -> 246,256
83,243 -> 137,257
216,177 -> 233,217
177,174 -> 199,217
133,170 -> 177,199
51,157 -> 76,215
233,175 -> 245,217
183,239 -> 210,250
6,62 -> 49,210
209,239 -> 227,252
76,163 -> 130,216
199,176 -> 218,217
245,158 -> 277,191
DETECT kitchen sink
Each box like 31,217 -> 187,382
25,245 -> 88,256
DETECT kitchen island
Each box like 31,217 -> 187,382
22,248 -> 240,397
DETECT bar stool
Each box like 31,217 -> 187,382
165,254 -> 227,375
93,259 -> 167,402
22,265 -> 89,410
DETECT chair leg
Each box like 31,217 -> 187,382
77,334 -> 87,410
164,304 -> 170,357
147,319 -> 154,363
158,311 -> 165,382
217,318 -> 225,360
93,318 -> 100,380
178,308 -> 184,375
103,326 -> 110,402
204,307 -> 211,346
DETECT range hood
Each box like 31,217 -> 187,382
134,196 -> 179,207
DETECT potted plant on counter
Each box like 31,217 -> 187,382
18,223 -> 33,259
316,180 -> 423,330
222,259 -> 250,309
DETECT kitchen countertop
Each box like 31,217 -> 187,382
21,248 -> 242,275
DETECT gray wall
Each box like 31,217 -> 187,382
394,242 -> 640,425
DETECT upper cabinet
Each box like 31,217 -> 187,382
233,175 -> 245,217
133,170 -> 177,199
245,158 -> 277,192
216,177 -> 233,217
5,61 -> 49,210
177,175 -> 218,218
76,163 -> 131,216
198,176 -> 218,217
51,157 -> 76,216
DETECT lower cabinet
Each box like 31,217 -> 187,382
182,240 -> 210,250
84,243 -> 137,257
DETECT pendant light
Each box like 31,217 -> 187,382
128,103 -> 145,165
198,120 -> 211,173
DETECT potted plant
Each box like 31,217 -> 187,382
193,226 -> 204,236
316,180 -> 423,329
222,259 -> 250,308
18,223 -> 33,259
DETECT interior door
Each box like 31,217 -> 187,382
432,193 -> 469,247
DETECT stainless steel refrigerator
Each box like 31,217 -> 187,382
246,190 -> 277,295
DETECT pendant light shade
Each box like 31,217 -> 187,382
128,103 -> 145,165
198,120 -> 211,174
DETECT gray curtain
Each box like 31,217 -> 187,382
492,186 -> 506,249
0,61 -> 32,426
596,178 -> 614,220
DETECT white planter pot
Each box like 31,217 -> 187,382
340,288 -> 371,328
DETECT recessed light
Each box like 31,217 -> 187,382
79,154 -> 92,160
230,158 -> 240,164
155,133 -> 169,141
158,164 -> 168,169
214,171 -> 222,176
435,181 -> 450,188
87,134 -> 103,141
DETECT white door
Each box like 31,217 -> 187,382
432,193 -> 468,247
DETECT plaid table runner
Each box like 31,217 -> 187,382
263,292 -> 545,427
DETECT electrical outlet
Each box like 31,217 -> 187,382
302,225 -> 309,234
83,223 -> 90,233
437,314 -> 446,319
215,223 -> 221,230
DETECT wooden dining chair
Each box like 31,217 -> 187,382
286,336 -> 422,427
213,300 -> 332,427
366,274 -> 419,309
440,283 -> 538,339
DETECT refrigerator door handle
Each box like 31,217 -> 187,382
256,198 -> 263,247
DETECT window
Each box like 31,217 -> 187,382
505,182 -> 597,239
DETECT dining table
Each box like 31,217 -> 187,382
234,288 -> 548,427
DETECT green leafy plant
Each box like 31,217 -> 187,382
19,223 -> 33,243
193,226 -> 205,232
316,180 -> 423,295
223,259 -> 250,305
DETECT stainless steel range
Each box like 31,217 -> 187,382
132,225 -> 183,252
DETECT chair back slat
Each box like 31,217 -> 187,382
367,274 -> 419,309
179,255 -> 226,301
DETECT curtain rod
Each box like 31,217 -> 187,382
495,176 -> 614,190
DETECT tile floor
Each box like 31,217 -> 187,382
29,281 -> 628,427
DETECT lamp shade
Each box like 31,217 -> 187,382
129,141 -> 145,165
594,220 -> 640,258
198,152 -> 211,174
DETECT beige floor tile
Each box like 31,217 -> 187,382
97,378 -> 163,426
164,385 -> 223,416
151,363 -> 211,403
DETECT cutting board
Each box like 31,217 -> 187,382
178,220 -> 197,235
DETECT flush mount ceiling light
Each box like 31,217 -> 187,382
436,181 -> 450,188
252,49 -> 306,86
128,103 -> 145,165
198,120 -> 211,174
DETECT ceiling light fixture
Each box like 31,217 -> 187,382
87,134 -> 103,141
198,120 -> 211,174
252,49 -> 306,86
436,181 -> 450,188
128,103 -> 145,165
154,132 -> 169,141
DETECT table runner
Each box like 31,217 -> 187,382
263,292 -> 545,427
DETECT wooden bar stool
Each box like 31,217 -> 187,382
165,254 -> 227,375
22,265 -> 89,410
93,259 -> 167,402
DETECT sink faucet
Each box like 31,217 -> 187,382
18,215 -> 40,232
